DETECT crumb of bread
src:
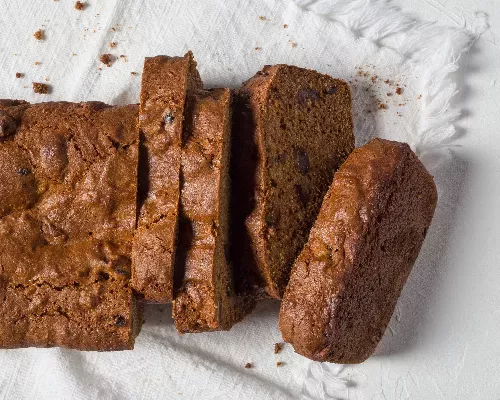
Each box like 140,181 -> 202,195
109,42 -> 117,48
283,24 -> 288,28
33,82 -> 50,94
276,361 -> 285,367
396,87 -> 402,95
34,30 -> 44,41
291,42 -> 297,48
75,1 -> 86,10
99,53 -> 113,67
274,343 -> 282,354
244,363 -> 252,369
34,61 -> 41,66
15,72 -> 23,78
259,16 -> 266,21
379,103 -> 387,110
130,71 -> 137,75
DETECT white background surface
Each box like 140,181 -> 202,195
0,0 -> 499,399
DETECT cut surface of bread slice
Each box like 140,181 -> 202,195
279,138 -> 438,364
173,89 -> 254,333
231,65 -> 354,299
132,52 -> 202,303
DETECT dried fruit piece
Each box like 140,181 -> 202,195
296,148 -> 309,174
297,88 -> 319,107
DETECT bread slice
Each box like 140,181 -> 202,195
132,52 -> 202,303
231,65 -> 354,299
172,89 -> 254,333
280,138 -> 438,364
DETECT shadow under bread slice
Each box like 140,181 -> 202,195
172,89 -> 255,333
132,52 -> 203,303
231,65 -> 354,299
279,138 -> 438,364
0,101 -> 141,350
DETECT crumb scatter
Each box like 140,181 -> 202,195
32,82 -> 50,94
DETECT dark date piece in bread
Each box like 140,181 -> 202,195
280,138 -> 437,364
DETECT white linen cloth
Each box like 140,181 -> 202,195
0,0 -> 479,398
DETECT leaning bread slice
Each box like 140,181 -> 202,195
132,52 -> 202,303
231,65 -> 354,299
173,89 -> 254,333
280,138 -> 438,364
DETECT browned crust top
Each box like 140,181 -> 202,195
280,138 -> 437,363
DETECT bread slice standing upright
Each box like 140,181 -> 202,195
132,52 -> 202,303
173,89 -> 254,333
231,65 -> 354,298
280,138 -> 438,363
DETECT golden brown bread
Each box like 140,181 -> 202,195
0,101 -> 141,350
172,89 -> 254,333
280,138 -> 438,363
132,52 -> 203,303
231,65 -> 354,299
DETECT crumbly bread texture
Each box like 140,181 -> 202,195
231,65 -> 354,299
280,138 -> 438,364
0,100 -> 141,350
132,52 -> 202,303
173,89 -> 254,333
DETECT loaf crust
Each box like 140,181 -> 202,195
173,89 -> 254,333
232,65 -> 354,298
0,101 -> 141,350
279,138 -> 438,363
132,52 -> 202,303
